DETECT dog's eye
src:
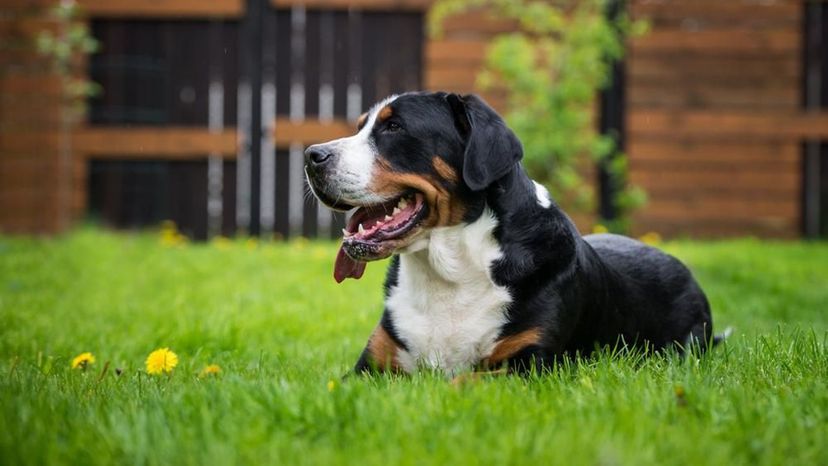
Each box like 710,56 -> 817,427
385,121 -> 402,133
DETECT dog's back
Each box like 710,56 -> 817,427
577,233 -> 714,353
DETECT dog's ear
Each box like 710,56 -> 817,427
446,93 -> 523,191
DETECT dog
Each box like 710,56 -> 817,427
304,92 -> 723,376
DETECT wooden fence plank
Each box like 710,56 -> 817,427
630,171 -> 800,194
627,56 -> 799,82
426,38 -> 488,64
73,127 -> 238,157
631,30 -> 799,54
642,198 -> 797,220
70,120 -> 357,158
627,140 -> 800,162
425,66 -> 480,90
630,216 -> 798,239
271,0 -> 432,11
629,157 -> 799,173
628,111 -> 828,139
627,83 -> 799,111
273,118 -> 353,147
76,0 -> 244,17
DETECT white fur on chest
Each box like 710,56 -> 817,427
386,209 -> 512,374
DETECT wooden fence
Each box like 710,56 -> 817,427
627,0 -> 828,238
2,0 -> 828,238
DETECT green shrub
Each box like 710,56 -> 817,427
430,0 -> 647,231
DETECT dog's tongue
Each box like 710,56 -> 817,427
334,245 -> 366,283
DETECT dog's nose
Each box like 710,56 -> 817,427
305,145 -> 334,166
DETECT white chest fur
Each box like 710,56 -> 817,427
386,209 -> 512,374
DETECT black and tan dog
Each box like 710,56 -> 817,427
305,92 -> 723,375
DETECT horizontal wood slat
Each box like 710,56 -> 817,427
73,127 -> 238,158
76,0 -> 243,18
627,83 -> 799,111
628,111 -> 828,139
628,55 -> 799,80
273,118 -> 353,147
426,39 -> 489,64
71,120 -> 356,158
438,11 -> 517,34
631,216 -> 798,239
630,1 -> 800,26
630,170 -> 800,192
425,66 -> 479,90
271,0 -> 432,10
642,200 -> 797,221
628,140 -> 800,162
631,30 -> 799,54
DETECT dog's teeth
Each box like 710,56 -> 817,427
341,228 -> 350,236
392,207 -> 401,215
358,223 -> 365,234
384,215 -> 393,221
399,198 -> 408,209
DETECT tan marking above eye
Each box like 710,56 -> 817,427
432,156 -> 458,184
484,328 -> 542,368
368,325 -> 400,372
377,105 -> 393,123
356,112 -> 368,130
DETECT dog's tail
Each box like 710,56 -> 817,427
712,326 -> 734,347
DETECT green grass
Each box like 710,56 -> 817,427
1,229 -> 827,466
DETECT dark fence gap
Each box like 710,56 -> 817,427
597,0 -> 625,225
803,2 -> 827,237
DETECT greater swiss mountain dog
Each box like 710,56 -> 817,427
304,91 -> 723,376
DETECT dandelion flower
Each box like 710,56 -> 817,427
145,347 -> 179,375
638,231 -> 662,246
199,364 -> 221,378
327,380 -> 336,392
159,221 -> 188,247
211,236 -> 232,250
592,224 -> 609,234
71,352 -> 95,369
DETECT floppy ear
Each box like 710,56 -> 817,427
446,93 -> 523,191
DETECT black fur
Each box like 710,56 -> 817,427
343,92 -> 717,373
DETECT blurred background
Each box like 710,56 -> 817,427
0,0 -> 826,241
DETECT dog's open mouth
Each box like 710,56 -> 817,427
334,192 -> 426,283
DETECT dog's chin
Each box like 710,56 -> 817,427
311,188 -> 354,212
340,192 -> 428,262
305,170 -> 355,212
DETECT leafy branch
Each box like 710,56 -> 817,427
431,0 -> 647,232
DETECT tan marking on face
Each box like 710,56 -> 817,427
432,156 -> 458,184
367,325 -> 400,372
484,328 -> 542,368
356,112 -> 368,130
370,158 -> 466,228
377,105 -> 393,123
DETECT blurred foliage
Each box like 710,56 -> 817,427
430,0 -> 648,232
36,0 -> 100,122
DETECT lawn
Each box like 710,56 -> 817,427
1,229 -> 827,465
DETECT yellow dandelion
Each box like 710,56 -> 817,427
211,236 -> 232,250
638,231 -> 662,246
592,224 -> 609,234
199,364 -> 221,378
71,352 -> 95,370
293,237 -> 309,250
327,380 -> 336,392
145,347 -> 179,375
245,238 -> 258,250
159,221 -> 188,247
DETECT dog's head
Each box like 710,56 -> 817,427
304,92 -> 523,282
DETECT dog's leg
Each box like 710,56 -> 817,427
352,325 -> 402,374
